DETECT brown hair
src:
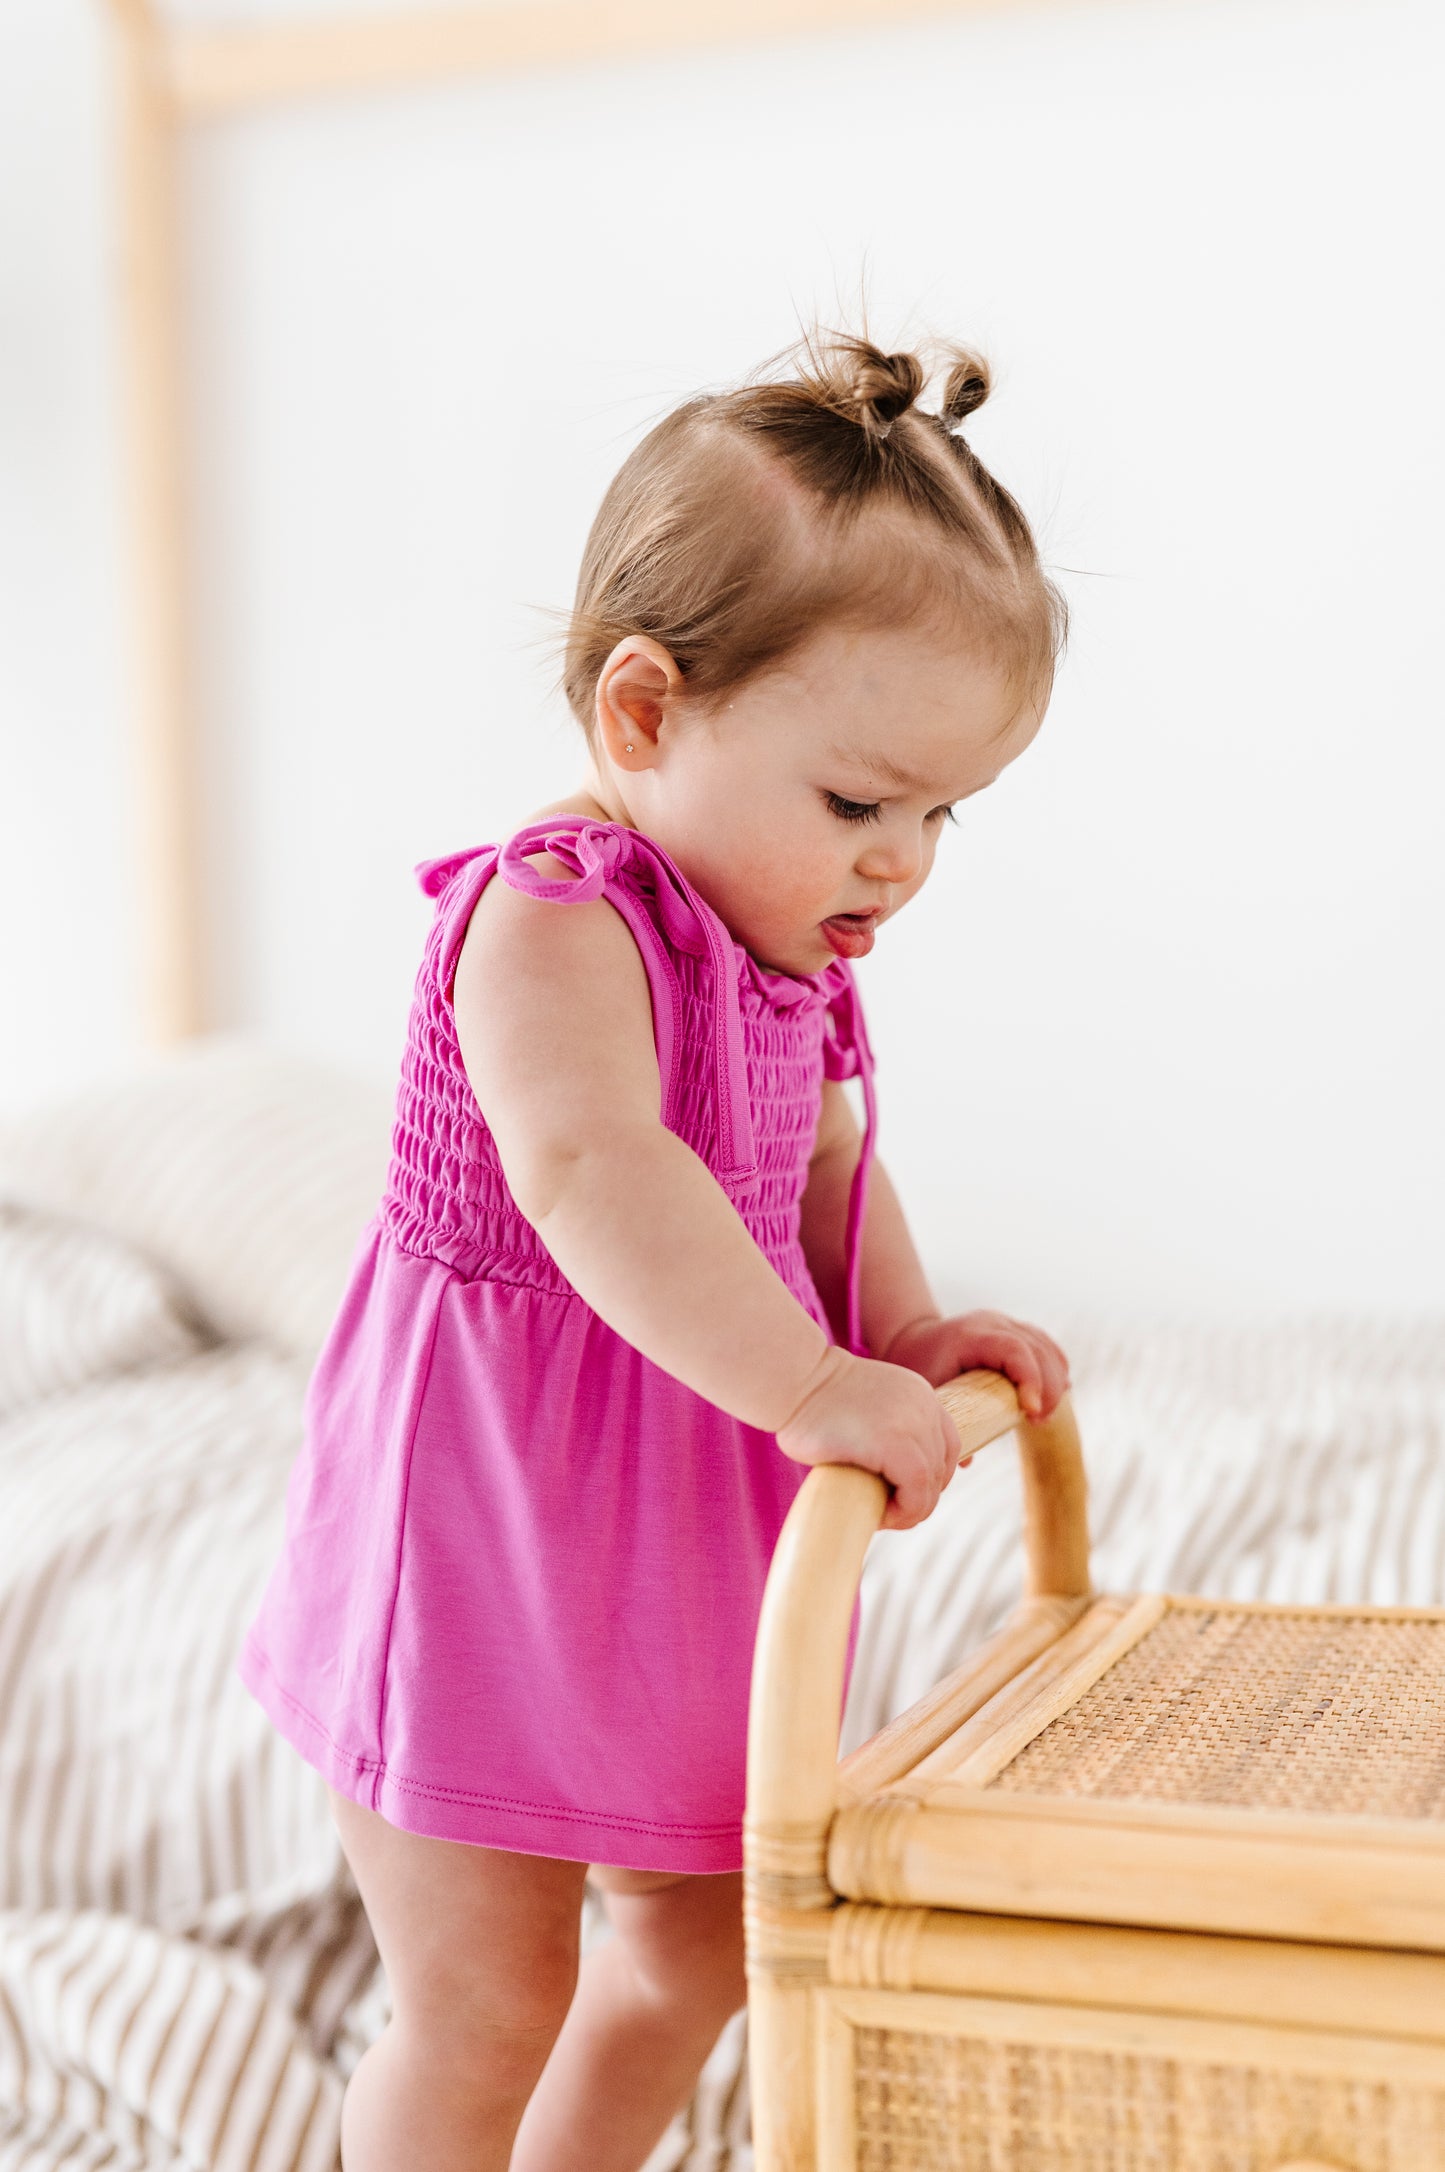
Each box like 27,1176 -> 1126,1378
561,327 -> 1067,736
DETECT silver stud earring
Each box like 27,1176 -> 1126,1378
624,742 -> 634,754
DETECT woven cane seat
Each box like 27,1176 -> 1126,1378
991,1602 -> 1445,1818
826,1592 -> 1445,1950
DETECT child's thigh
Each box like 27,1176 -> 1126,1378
328,1786 -> 588,2039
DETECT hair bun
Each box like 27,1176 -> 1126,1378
848,345 -> 926,440
941,351 -> 991,427
805,332 -> 988,440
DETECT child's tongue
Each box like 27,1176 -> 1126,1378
821,913 -> 875,960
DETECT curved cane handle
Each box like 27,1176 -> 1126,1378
744,1375 -> 1089,1913
935,1370 -> 1090,1600
744,1377 -> 1091,2171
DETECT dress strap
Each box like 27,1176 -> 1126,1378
416,846 -> 486,901
494,818 -> 759,1193
821,965 -> 878,1359
415,843 -> 508,1015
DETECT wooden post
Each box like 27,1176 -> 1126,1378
106,0 -> 206,1044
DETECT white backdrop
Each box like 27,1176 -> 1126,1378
4,0 -> 1443,1321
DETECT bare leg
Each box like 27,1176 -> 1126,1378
326,1786 -> 589,2172
338,1985 -> 573,2171
508,1866 -> 747,2172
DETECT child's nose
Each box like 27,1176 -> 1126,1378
856,828 -> 923,886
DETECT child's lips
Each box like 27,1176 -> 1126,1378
821,910 -> 881,959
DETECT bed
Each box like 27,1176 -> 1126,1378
2,1031 -> 1440,2170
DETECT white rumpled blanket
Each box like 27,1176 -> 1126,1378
1,1035 -> 1440,2170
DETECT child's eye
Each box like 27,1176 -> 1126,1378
928,804 -> 959,826
825,793 -> 883,825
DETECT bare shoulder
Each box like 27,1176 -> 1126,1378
462,799 -> 612,933
455,840 -> 642,998
451,815 -> 658,1136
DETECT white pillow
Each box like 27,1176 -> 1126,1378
0,1200 -> 207,1422
0,1032 -> 394,1369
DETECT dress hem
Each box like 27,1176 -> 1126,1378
235,1634 -> 746,1875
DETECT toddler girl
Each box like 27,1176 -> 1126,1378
237,328 -> 1072,2172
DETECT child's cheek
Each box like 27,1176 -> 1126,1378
718,855 -> 832,964
764,860 -> 834,932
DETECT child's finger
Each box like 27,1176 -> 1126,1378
1013,1350 -> 1047,1416
885,1450 -> 933,1529
954,1321 -> 1032,1373
937,1408 -> 962,1484
1038,1331 -> 1073,1385
945,1319 -> 1057,1418
1011,1319 -> 1072,1388
1029,1336 -> 1070,1413
1007,1326 -> 1069,1415
955,1324 -> 1047,1416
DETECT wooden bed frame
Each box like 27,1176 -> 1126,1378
99,0 -> 1035,1046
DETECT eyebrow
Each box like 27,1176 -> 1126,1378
824,742 -> 991,797
824,742 -> 939,792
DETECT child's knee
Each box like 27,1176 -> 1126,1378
602,1871 -> 747,2022
395,1941 -> 578,2078
332,1799 -> 586,2059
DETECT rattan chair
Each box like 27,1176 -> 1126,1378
743,1369 -> 1445,2172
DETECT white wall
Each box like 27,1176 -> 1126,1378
4,0 -> 1443,1321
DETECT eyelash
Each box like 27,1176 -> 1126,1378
824,793 -> 958,827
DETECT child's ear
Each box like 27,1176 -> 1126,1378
595,636 -> 682,769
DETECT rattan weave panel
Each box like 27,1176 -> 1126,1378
852,2025 -> 1445,2170
987,1605 -> 1445,1818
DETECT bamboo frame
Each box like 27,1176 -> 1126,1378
826,1788 -> 1445,1951
98,0 -> 1041,1043
824,1907 -> 1445,2041
747,1375 -> 1088,1904
743,1373 -> 1087,2171
812,1987 -> 1445,2085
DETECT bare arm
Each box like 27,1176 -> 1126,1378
798,1078 -> 938,1358
799,1077 -> 1074,1415
455,861 -> 826,1429
450,859 -> 959,1525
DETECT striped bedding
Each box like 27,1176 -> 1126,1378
1,1035 -> 1441,2170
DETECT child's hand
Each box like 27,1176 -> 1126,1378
882,1310 -> 1071,1421
775,1348 -> 964,1532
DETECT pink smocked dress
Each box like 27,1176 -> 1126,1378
237,815 -> 878,1873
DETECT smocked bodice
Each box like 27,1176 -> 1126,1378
377,817 -> 877,1351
